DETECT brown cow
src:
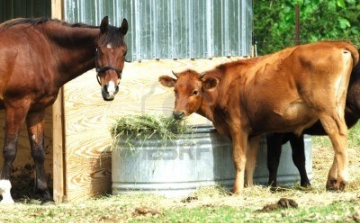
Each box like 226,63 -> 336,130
159,41 -> 359,194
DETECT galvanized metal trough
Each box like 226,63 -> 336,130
112,125 -> 312,197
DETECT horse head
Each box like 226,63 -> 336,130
95,16 -> 128,101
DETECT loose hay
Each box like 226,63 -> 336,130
1,135 -> 360,222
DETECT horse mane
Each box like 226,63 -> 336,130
0,17 -> 124,46
0,17 -> 98,30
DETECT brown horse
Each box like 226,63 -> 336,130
0,16 -> 128,204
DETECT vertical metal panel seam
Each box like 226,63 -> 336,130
130,0 -> 136,61
206,0 -> 213,58
152,0 -> 158,59
224,0 -> 230,56
188,0 -> 193,59
134,0 -> 141,61
238,0 -> 242,55
94,0 -> 98,24
244,0 -> 252,56
170,0 -> 175,59
220,0 -> 225,57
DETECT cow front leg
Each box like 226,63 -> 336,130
1,106 -> 29,204
26,110 -> 53,203
232,130 -> 249,194
245,135 -> 260,187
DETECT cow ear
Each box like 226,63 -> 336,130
120,18 -> 128,35
100,16 -> 109,33
203,77 -> 219,90
159,75 -> 177,87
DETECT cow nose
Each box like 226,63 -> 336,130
173,111 -> 185,120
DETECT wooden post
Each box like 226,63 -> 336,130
295,3 -> 300,45
51,0 -> 65,204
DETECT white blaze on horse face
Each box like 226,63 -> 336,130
107,80 -> 116,96
106,44 -> 112,49
0,180 -> 14,205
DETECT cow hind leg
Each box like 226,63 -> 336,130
319,114 -> 348,191
317,49 -> 352,191
26,111 -> 53,203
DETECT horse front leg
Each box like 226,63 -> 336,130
26,110 -> 53,203
0,106 -> 29,204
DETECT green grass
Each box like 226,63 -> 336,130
130,201 -> 360,223
2,192 -> 359,223
311,121 -> 360,149
2,121 -> 360,222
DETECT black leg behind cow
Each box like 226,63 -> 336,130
266,133 -> 283,187
289,134 -> 311,187
266,132 -> 311,188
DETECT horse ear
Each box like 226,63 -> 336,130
120,18 -> 128,35
203,77 -> 219,91
100,16 -> 109,33
159,75 -> 177,88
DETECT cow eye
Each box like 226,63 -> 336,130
191,90 -> 199,96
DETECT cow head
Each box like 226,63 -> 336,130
159,69 -> 219,120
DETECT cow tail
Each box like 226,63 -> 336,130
346,42 -> 359,68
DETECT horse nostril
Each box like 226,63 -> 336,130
173,111 -> 185,120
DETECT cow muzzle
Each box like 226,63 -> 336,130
173,110 -> 186,120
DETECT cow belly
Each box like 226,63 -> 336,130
250,101 -> 318,135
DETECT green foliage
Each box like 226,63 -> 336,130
254,0 -> 360,55
312,121 -> 360,149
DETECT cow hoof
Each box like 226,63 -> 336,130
326,178 -> 346,191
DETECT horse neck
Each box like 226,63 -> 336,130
46,23 -> 99,86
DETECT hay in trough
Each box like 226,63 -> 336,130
110,114 -> 189,149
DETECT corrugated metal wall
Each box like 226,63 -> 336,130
0,0 -> 51,23
64,0 -> 253,61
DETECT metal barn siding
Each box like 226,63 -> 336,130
63,0 -> 252,61
0,0 -> 51,23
